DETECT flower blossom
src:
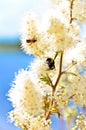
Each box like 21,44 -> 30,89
8,69 -> 43,116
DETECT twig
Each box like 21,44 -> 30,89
45,51 -> 63,120
69,94 -> 76,99
54,52 -> 58,60
43,96 -> 47,117
45,93 -> 54,120
23,124 -> 28,130
70,0 -> 75,24
62,61 -> 77,74
54,51 -> 63,90
46,74 -> 54,89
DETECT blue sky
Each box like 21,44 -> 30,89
0,0 -> 50,37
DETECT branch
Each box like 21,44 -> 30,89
23,124 -> 28,130
46,74 -> 54,89
45,75 -> 55,120
45,94 -> 54,120
62,61 -> 77,74
44,74 -> 54,120
54,51 -> 63,90
69,94 -> 76,99
54,51 -> 58,60
45,52 -> 64,120
70,0 -> 75,24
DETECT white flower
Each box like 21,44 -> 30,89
73,0 -> 86,23
63,40 -> 86,65
21,11 -> 56,56
55,86 -> 69,108
72,113 -> 86,130
21,11 -> 39,39
29,117 -> 51,130
9,109 -> 51,130
41,8 -> 78,52
8,69 -> 43,116
57,0 -> 70,22
57,0 -> 86,23
21,11 -> 40,55
73,74 -> 86,106
9,109 -> 31,128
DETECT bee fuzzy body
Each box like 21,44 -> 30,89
26,38 -> 37,45
46,58 -> 55,70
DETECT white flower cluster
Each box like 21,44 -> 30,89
8,0 -> 86,130
8,70 -> 43,116
72,74 -> 86,106
72,112 -> 86,130
55,0 -> 86,23
9,109 -> 51,130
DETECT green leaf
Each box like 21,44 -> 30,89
65,72 -> 80,80
40,75 -> 51,86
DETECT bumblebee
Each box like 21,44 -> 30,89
46,52 -> 58,70
46,58 -> 55,70
26,38 -> 37,44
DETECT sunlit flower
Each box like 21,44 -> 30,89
21,11 -> 56,56
72,112 -> 86,130
58,0 -> 86,23
9,109 -> 51,130
9,109 -> 31,128
73,0 -> 86,23
73,74 -> 86,106
55,86 -> 69,108
63,39 -> 86,65
29,117 -> 51,130
8,69 -> 43,116
41,8 -> 75,51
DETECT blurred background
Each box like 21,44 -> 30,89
0,0 -> 86,130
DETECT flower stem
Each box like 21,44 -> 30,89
70,0 -> 75,24
54,51 -> 63,91
45,51 -> 64,120
62,61 -> 77,74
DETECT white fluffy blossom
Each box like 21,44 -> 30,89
9,109 -> 51,130
73,0 -> 86,23
21,8 -> 81,56
21,11 -> 56,56
29,117 -> 51,130
57,0 -> 86,23
72,74 -> 86,106
8,70 -> 43,116
41,8 -> 76,51
55,86 -> 69,108
72,112 -> 86,130
9,109 -> 31,128
63,39 -> 86,65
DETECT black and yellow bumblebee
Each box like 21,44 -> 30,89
46,58 -> 55,70
46,52 -> 58,70
26,38 -> 37,45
